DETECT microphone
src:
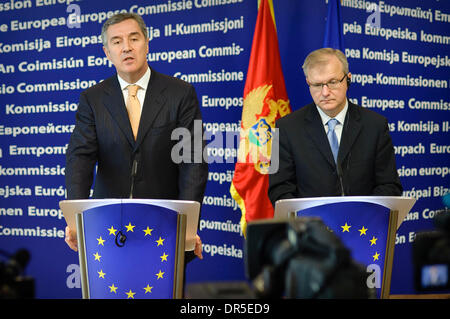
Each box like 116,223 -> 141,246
337,109 -> 350,197
115,231 -> 127,247
129,156 -> 139,199
336,161 -> 346,196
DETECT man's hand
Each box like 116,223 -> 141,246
65,226 -> 78,252
194,234 -> 203,259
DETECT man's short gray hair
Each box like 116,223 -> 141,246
302,48 -> 349,77
101,12 -> 148,46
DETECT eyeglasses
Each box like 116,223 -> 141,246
308,74 -> 347,91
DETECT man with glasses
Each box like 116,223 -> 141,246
268,48 -> 402,205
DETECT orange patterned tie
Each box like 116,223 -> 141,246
126,84 -> 141,140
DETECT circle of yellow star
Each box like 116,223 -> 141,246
341,222 -> 351,232
109,284 -> 118,293
373,252 -> 380,261
156,270 -> 165,279
125,289 -> 136,299
108,226 -> 117,236
97,236 -> 106,246
156,237 -> 165,246
98,270 -> 106,279
93,252 -> 101,261
143,226 -> 153,236
160,252 -> 168,262
358,226 -> 368,236
143,285 -> 153,294
125,222 -> 135,232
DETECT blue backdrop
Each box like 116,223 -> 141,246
0,0 -> 449,298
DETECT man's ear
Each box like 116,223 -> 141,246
103,46 -> 111,61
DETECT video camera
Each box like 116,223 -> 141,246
245,217 -> 371,298
0,249 -> 34,299
413,208 -> 450,292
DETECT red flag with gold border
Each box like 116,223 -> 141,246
230,0 -> 291,235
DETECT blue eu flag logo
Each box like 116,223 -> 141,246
81,203 -> 179,299
298,201 -> 391,298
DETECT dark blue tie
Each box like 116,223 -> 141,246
327,118 -> 339,163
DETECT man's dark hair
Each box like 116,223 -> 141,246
101,12 -> 148,46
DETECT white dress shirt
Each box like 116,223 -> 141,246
117,67 -> 151,111
316,99 -> 349,144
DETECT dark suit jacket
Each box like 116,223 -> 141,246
65,68 -> 208,204
268,101 -> 402,206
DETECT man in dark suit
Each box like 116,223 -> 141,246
64,13 -> 208,259
268,48 -> 402,205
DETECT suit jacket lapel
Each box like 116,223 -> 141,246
103,76 -> 135,147
304,104 -> 336,168
135,68 -> 166,150
338,101 -> 362,165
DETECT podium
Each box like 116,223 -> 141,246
274,196 -> 416,299
59,199 -> 200,299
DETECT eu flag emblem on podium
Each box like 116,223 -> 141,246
298,201 -> 391,298
78,203 -> 180,299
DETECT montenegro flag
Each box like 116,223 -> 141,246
230,0 -> 291,235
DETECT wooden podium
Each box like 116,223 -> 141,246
274,196 -> 416,299
60,199 -> 200,299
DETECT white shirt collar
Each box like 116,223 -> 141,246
117,67 -> 151,91
316,99 -> 349,126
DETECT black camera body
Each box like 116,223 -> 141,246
0,249 -> 34,299
413,209 -> 450,292
245,217 -> 370,298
